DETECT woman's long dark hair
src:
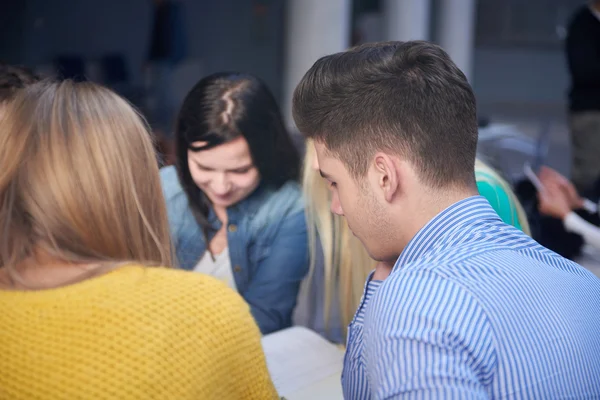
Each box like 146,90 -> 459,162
175,72 -> 301,244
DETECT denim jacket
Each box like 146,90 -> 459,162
160,166 -> 309,334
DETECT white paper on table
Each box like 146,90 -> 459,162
261,326 -> 345,396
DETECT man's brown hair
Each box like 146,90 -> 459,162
292,41 -> 478,188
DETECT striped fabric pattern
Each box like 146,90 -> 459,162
342,196 -> 600,399
343,278 -> 382,399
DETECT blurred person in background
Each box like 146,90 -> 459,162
294,139 -> 377,344
537,165 -> 600,250
566,0 -> 600,193
0,80 -> 278,399
295,141 -> 529,345
161,72 -> 308,334
146,0 -> 187,165
474,158 -> 531,234
0,62 -> 39,113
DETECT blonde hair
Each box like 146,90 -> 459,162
0,80 -> 173,284
302,139 -> 376,334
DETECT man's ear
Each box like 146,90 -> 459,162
372,152 -> 400,203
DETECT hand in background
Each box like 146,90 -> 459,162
538,166 -> 583,210
538,182 -> 572,219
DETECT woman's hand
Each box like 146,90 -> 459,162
538,182 -> 572,219
538,166 -> 583,209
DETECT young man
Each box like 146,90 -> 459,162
293,41 -> 600,399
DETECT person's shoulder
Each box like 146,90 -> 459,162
258,181 -> 305,216
374,259 -> 499,312
391,235 -> 519,285
159,165 -> 185,202
243,182 -> 306,242
369,267 -> 484,323
126,265 -> 248,316
475,166 -> 501,184
475,171 -> 505,198
475,161 -> 507,189
476,177 -> 510,215
476,178 -> 501,196
144,266 -> 239,296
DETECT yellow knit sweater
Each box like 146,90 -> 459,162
0,265 -> 278,399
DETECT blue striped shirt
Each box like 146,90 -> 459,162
342,196 -> 600,399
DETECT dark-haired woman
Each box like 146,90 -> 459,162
161,72 -> 307,334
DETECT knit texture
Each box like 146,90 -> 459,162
0,265 -> 279,399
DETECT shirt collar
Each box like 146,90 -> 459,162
393,196 -> 502,272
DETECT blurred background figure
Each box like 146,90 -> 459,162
475,158 -> 531,234
565,0 -> 600,195
537,165 -> 600,251
0,80 -> 277,399
295,139 -> 376,344
161,72 -> 307,335
145,0 -> 187,165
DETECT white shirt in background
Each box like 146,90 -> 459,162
564,212 -> 600,250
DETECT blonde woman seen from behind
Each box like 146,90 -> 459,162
294,139 -> 376,344
0,81 -> 277,399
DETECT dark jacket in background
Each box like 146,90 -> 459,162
148,1 -> 187,65
566,6 -> 600,112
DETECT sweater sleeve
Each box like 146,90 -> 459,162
564,212 -> 600,250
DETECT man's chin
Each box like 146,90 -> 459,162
353,234 -> 374,256
362,245 -> 392,264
